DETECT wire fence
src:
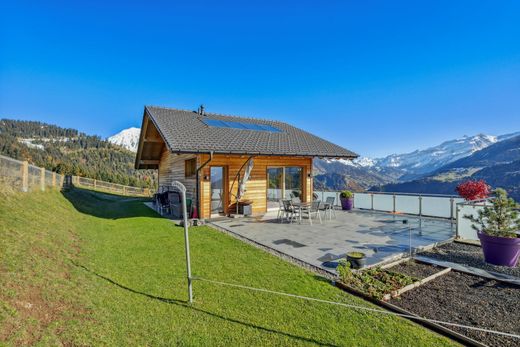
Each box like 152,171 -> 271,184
73,176 -> 152,196
0,154 -> 151,196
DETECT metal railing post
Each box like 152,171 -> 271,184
419,195 -> 422,217
450,197 -> 454,220
393,193 -> 396,213
455,204 -> 460,238
371,193 -> 374,210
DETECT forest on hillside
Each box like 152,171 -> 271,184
0,119 -> 156,188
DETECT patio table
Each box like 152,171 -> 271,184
292,202 -> 322,224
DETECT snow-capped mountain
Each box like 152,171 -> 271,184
317,131 -> 520,189
375,133 -> 502,179
108,127 -> 140,152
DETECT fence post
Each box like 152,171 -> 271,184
123,186 -> 126,195
52,172 -> 56,187
371,193 -> 374,210
393,193 -> 396,213
93,179 -> 97,189
419,195 -> 422,217
21,161 -> 29,192
40,167 -> 45,191
450,197 -> 454,220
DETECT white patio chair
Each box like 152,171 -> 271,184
276,199 -> 285,222
320,196 -> 336,220
282,199 -> 298,223
300,201 -> 322,225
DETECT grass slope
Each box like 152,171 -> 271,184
0,187 -> 456,346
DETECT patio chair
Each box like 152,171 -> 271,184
276,199 -> 285,221
320,196 -> 336,220
168,191 -> 182,218
300,201 -> 322,225
157,192 -> 171,215
289,192 -> 302,203
282,199 -> 299,223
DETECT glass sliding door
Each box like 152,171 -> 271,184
267,167 -> 283,209
210,166 -> 224,215
266,166 -> 303,209
284,167 -> 303,201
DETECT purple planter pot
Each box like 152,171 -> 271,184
340,197 -> 353,210
478,231 -> 520,267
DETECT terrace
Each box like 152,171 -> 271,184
210,192 -> 461,274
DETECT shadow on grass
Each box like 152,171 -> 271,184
61,187 -> 161,220
72,260 -> 338,347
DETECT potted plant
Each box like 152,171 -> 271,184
340,190 -> 353,210
346,251 -> 366,269
464,188 -> 520,267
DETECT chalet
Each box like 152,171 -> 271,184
135,105 -> 357,219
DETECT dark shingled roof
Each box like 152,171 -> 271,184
144,106 -> 358,158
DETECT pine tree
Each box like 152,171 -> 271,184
465,188 -> 520,238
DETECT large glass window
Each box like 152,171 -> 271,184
266,166 -> 303,209
267,168 -> 283,208
284,167 -> 303,200
211,167 -> 224,214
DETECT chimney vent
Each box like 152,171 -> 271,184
198,104 -> 205,116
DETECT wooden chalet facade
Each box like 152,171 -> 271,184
135,106 -> 357,219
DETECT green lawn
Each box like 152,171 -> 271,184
0,187 -> 457,346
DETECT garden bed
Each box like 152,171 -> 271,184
389,265 -> 520,347
390,260 -> 444,279
337,262 -> 418,301
421,241 -> 520,278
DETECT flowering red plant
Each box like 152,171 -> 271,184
456,180 -> 490,201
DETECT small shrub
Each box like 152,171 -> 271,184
340,190 -> 353,199
456,180 -> 490,201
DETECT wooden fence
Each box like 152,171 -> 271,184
0,154 -> 151,197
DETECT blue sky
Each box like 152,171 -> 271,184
1,1 -> 519,157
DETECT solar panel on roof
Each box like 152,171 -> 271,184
202,119 -> 282,133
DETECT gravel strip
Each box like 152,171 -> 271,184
390,271 -> 520,347
421,242 -> 520,278
390,260 -> 443,279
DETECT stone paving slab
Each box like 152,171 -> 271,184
211,209 -> 455,273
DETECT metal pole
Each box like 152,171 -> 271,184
409,225 -> 412,258
455,204 -> 460,239
181,189 -> 193,303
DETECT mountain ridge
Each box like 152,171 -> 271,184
374,134 -> 520,200
107,126 -> 520,193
